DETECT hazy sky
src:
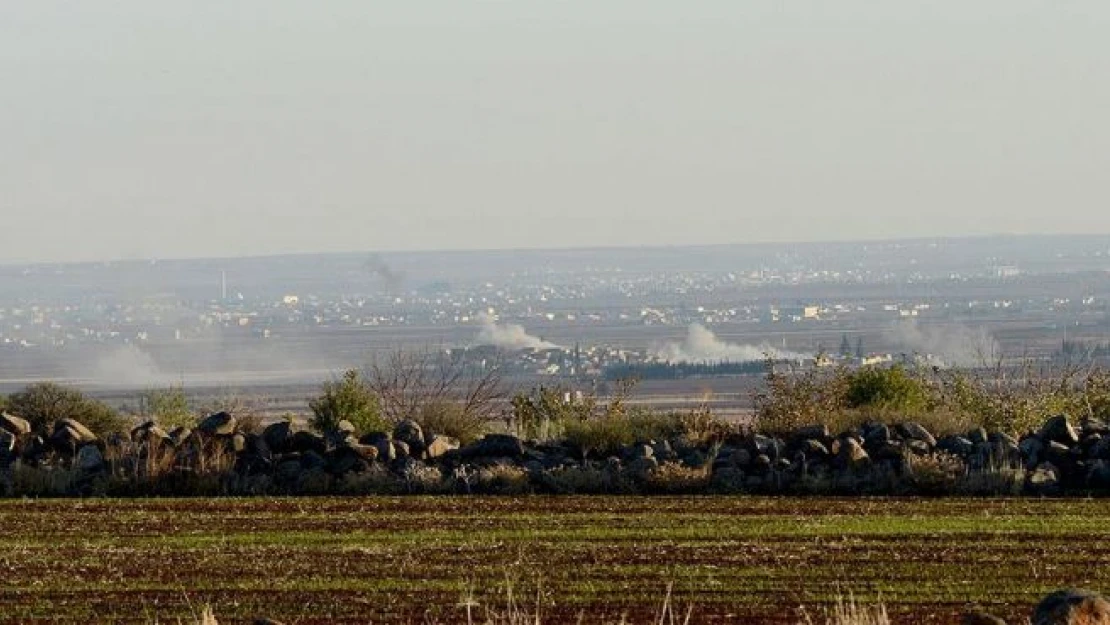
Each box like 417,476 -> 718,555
2,2 -> 1108,263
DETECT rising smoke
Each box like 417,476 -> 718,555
365,254 -> 405,293
474,314 -> 559,351
90,344 -> 174,387
652,323 -> 810,363
883,320 -> 1000,368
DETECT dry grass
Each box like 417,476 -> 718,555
804,595 -> 890,625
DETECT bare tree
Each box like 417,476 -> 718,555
365,346 -> 506,424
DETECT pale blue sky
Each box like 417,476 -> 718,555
1,2 -> 1108,262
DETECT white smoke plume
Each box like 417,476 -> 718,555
884,320 -> 1000,368
652,323 -> 810,363
475,314 -> 559,351
90,344 -> 174,387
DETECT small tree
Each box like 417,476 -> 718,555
138,385 -> 195,430
6,381 -> 128,436
309,369 -> 386,434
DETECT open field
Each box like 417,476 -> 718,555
1,497 -> 1108,624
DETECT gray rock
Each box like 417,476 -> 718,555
625,443 -> 654,461
652,440 -> 676,461
1029,462 -> 1061,495
796,439 -> 830,460
463,434 -> 525,459
1087,460 -> 1110,490
1092,436 -> 1110,461
626,456 -> 659,480
897,422 -> 937,448
262,421 -> 295,453
425,434 -> 460,459
864,424 -> 892,448
290,430 -> 325,454
752,434 -> 783,460
392,419 -> 424,449
793,424 -> 831,442
906,439 -> 932,455
1045,441 -> 1079,466
328,444 -> 378,474
74,444 -> 105,472
132,422 -> 172,447
197,412 -> 237,437
276,459 -> 302,481
1032,588 -> 1110,625
169,427 -> 192,446
1040,415 -> 1080,447
0,429 -> 16,453
51,419 -> 98,451
967,427 -> 989,446
391,440 -> 411,459
0,412 -> 32,437
733,448 -> 753,467
834,437 -> 871,471
1081,417 -> 1109,436
1020,436 -> 1045,468
937,435 -> 975,457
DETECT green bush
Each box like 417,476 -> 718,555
308,369 -> 387,434
6,382 -> 128,436
563,408 -> 685,457
845,365 -> 930,413
510,386 -> 595,440
138,385 -> 195,430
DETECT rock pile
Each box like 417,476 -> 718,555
5,410 -> 1110,496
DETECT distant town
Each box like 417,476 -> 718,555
2,235 -> 1110,392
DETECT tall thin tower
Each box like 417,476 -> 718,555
221,270 -> 227,301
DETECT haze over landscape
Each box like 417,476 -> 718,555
5,3 -> 1110,624
3,1 -> 1110,263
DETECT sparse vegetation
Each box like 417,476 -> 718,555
308,369 -> 387,434
4,381 -> 127,436
415,399 -> 488,445
137,384 -> 195,430
755,358 -> 1110,437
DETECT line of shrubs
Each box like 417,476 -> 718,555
1,400 -> 1108,497
4,359 -> 1110,497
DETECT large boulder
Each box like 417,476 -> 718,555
1040,415 -> 1080,447
328,443 -> 379,474
75,444 -> 105,472
393,419 -> 425,451
462,434 -> 525,459
0,412 -> 31,437
937,435 -> 975,458
1032,589 -> 1110,625
131,421 -> 172,448
262,421 -> 295,453
50,419 -> 98,452
1020,436 -> 1046,469
833,437 -> 871,471
1029,462 -> 1062,496
897,422 -> 937,448
425,434 -> 460,459
197,412 -> 237,437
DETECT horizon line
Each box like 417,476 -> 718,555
3,231 -> 1110,268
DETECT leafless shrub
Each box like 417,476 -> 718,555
366,346 -> 506,425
